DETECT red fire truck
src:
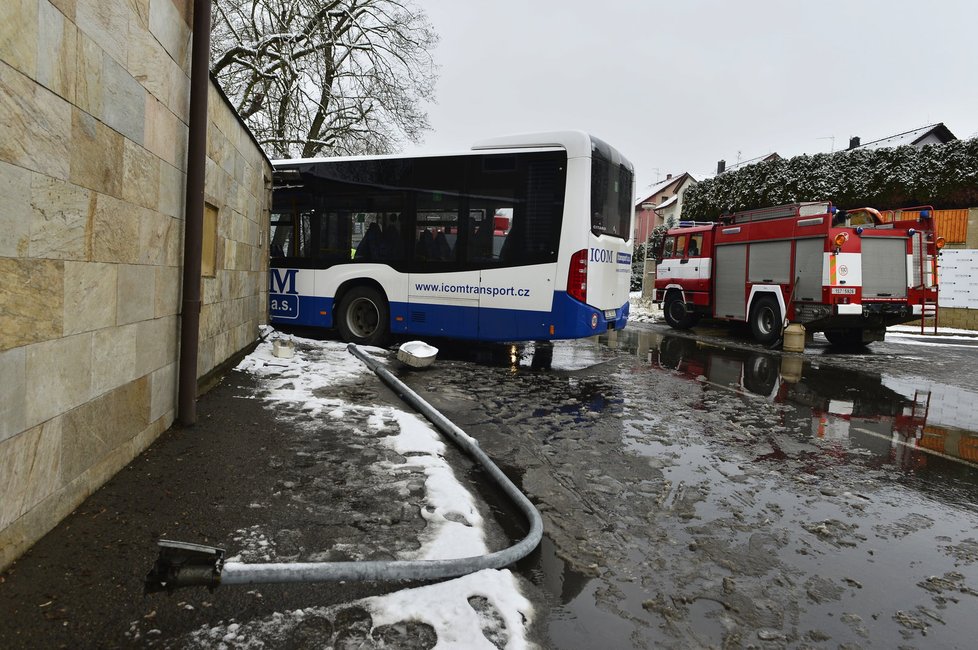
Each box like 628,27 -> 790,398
653,202 -> 944,346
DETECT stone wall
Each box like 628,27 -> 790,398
0,0 -> 271,570
938,308 -> 978,330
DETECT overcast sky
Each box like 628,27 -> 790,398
401,0 -> 978,196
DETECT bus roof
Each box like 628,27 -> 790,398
474,131 -> 633,170
473,130 -> 590,157
273,145 -> 564,168
274,130 -> 632,171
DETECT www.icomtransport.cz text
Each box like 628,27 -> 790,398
414,283 -> 530,297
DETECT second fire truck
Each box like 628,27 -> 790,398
653,201 -> 943,346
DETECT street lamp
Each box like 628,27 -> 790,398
640,202 -> 655,243
640,202 -> 655,301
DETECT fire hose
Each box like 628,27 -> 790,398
144,343 -> 543,592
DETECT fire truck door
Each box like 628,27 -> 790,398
715,244 -> 748,319
862,238 -> 908,298
794,239 -> 824,302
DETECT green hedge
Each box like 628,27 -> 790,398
681,138 -> 978,219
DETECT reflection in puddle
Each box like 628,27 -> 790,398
518,535 -> 657,648
520,534 -> 590,605
420,339 -> 615,373
604,329 -> 978,475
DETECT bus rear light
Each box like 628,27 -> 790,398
567,249 -> 588,302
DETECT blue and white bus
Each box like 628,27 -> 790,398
268,131 -> 634,345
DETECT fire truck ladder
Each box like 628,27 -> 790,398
911,228 -> 939,335
920,298 -> 939,335
912,389 -> 931,422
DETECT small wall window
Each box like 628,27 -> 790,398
202,203 -> 218,277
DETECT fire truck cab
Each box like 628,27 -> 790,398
654,202 -> 943,346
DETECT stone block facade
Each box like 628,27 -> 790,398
1,0 -> 272,569
937,307 -> 978,331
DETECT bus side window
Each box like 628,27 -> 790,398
381,213 -> 406,261
355,219 -> 383,260
415,193 -> 459,265
297,211 -> 315,258
270,211 -> 293,257
467,210 -> 494,261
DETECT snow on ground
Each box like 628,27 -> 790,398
628,291 -> 661,324
624,293 -> 978,344
885,324 -> 978,345
187,569 -> 529,649
370,409 -> 487,560
221,334 -> 534,648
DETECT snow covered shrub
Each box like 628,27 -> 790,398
681,138 -> 978,219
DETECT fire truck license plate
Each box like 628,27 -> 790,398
831,287 -> 856,295
605,310 -> 617,319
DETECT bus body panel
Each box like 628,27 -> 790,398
269,132 -> 634,343
553,152 -> 634,315
552,157 -> 590,294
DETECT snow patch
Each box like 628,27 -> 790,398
220,333 -> 532,646
183,569 -> 534,649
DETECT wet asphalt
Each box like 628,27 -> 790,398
3,323 -> 978,649
0,358 -> 449,649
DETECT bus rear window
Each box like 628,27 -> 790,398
590,154 -> 633,240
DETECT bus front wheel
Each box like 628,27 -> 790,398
337,286 -> 390,346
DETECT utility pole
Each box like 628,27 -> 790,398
640,202 -> 656,302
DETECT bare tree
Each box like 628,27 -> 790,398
211,0 -> 438,159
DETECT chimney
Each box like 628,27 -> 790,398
848,136 -> 860,150
717,160 -> 726,174
666,173 -> 672,180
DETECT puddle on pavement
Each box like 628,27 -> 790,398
433,329 -> 978,645
604,328 -> 978,484
413,338 -> 618,373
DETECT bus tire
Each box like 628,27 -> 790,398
664,292 -> 696,330
749,295 -> 782,346
336,286 -> 390,346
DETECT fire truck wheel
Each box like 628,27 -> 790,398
744,353 -> 779,395
823,328 -> 866,347
749,295 -> 782,345
664,293 -> 696,330
336,286 -> 390,346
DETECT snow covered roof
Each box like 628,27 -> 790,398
655,195 -> 678,210
635,172 -> 695,207
851,123 -> 956,150
725,152 -> 781,172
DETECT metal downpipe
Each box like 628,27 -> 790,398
177,0 -> 212,426
146,344 -> 543,591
